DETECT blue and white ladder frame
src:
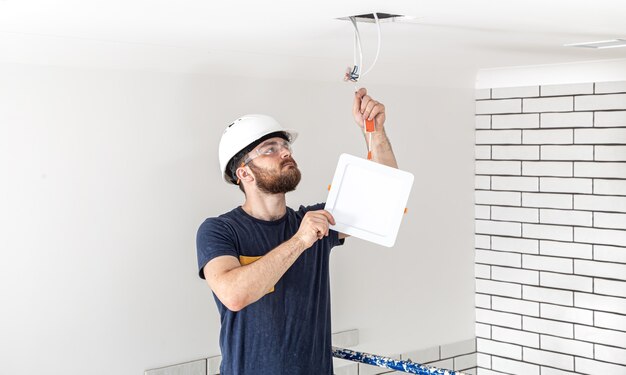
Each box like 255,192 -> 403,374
332,347 -> 468,375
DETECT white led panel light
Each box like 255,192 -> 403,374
325,153 -> 414,247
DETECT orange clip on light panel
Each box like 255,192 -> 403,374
365,118 -> 375,133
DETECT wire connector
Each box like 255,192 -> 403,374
344,66 -> 360,82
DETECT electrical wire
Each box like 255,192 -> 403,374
361,12 -> 381,77
345,13 -> 382,84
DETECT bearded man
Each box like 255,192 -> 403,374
196,88 -> 398,375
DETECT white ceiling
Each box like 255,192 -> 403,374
2,0 -> 626,85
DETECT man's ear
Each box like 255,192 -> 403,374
236,166 -> 253,184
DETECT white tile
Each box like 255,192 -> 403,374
475,264 -> 491,279
476,89 -> 492,100
476,115 -> 491,129
425,359 -> 454,371
539,240 -> 592,259
476,160 -> 521,175
332,329 -> 359,348
595,311 -> 626,331
476,99 -> 522,115
522,161 -> 572,177
524,254 -> 573,273
574,292 -> 626,314
492,266 -> 539,285
146,360 -> 207,375
539,177 -> 593,193
540,272 -> 593,293
492,114 -> 539,129
574,195 -> 626,213
491,145 -> 540,160
575,324 -> 626,347
207,356 -> 221,375
524,97 -> 573,113
595,278 -> 626,298
477,368 -> 502,375
594,244 -> 626,263
540,366 -> 579,375
595,345 -> 626,366
523,316 -> 574,338
491,236 -> 539,254
539,208 -> 592,226
522,192 -> 573,209
477,130 -> 523,145
541,83 -> 594,97
476,234 -> 491,249
334,360 -> 359,375
522,223 -> 573,241
540,302 -> 593,324
540,335 -> 593,357
522,348 -> 574,371
523,129 -> 573,144
491,176 -> 538,192
595,80 -> 626,94
593,179 -> 626,196
575,93 -> 626,111
594,110 -> 626,127
575,128 -> 626,144
575,357 -> 626,375
492,296 -> 539,316
595,145 -> 626,161
575,227 -> 626,247
491,206 -> 538,223
522,285 -> 573,305
575,162 -> 626,179
541,111 -> 593,128
492,356 -> 539,375
476,278 -> 522,298
475,205 -> 491,219
477,338 -> 522,360
454,353 -> 477,371
595,212 -> 626,229
476,323 -> 491,339
475,175 -> 491,190
441,338 -> 476,358
401,346 -> 439,364
476,293 -> 491,308
492,326 -> 539,348
476,220 -> 522,237
476,353 -> 492,368
575,259 -> 626,280
492,86 -> 539,99
476,190 -> 521,206
540,145 -> 594,161
475,145 -> 492,160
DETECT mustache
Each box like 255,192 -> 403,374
281,158 -> 297,167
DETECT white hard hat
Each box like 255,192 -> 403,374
218,114 -> 298,184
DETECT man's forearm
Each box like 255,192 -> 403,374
368,128 -> 398,168
211,236 -> 308,311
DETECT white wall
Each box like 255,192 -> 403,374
476,58 -> 626,89
0,62 -> 476,374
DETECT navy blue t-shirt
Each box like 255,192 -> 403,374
196,203 -> 343,375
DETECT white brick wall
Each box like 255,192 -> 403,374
476,80 -> 626,375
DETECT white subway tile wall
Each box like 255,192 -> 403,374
475,81 -> 626,375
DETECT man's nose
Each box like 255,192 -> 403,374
280,146 -> 291,158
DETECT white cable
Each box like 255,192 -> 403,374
362,12 -> 381,77
350,16 -> 363,85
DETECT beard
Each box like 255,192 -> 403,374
248,158 -> 302,194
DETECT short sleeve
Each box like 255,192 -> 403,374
196,218 -> 238,279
